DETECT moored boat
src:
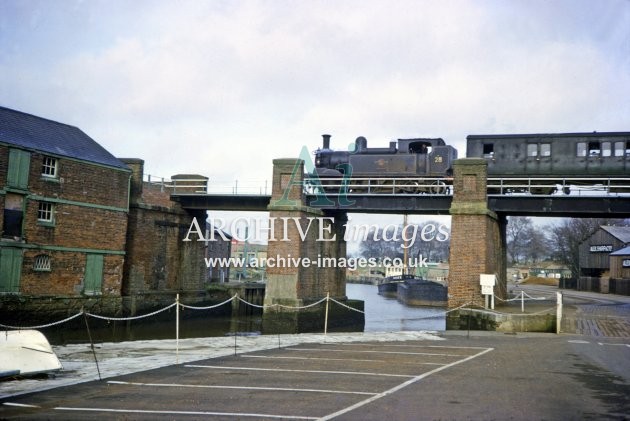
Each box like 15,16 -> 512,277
0,330 -> 63,378
397,278 -> 447,307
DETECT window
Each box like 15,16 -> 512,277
540,143 -> 551,157
577,142 -> 587,157
33,254 -> 51,271
482,143 -> 494,158
41,156 -> 58,178
37,202 -> 54,223
614,141 -> 625,157
602,142 -> 611,157
588,141 -> 601,156
527,144 -> 538,157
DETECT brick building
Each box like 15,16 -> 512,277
0,106 -> 131,316
0,107 -> 214,321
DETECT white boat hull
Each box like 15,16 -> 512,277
0,330 -> 63,377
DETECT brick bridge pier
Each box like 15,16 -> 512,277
447,158 -> 507,309
263,158 -> 364,333
262,157 -> 506,331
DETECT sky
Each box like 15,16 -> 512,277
1,0 -> 629,245
1,0 -> 629,192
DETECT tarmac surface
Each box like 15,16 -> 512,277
1,286 -> 629,420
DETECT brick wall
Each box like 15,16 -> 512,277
448,158 -> 507,308
122,159 -> 207,299
264,159 -> 347,307
20,250 -> 124,296
1,145 -> 130,299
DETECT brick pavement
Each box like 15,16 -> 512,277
572,303 -> 630,337
516,284 -> 630,338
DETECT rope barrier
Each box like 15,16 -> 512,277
0,311 -> 84,330
329,297 -> 365,314
1,290 -> 561,333
274,297 -> 328,310
85,302 -> 177,321
179,295 -> 237,310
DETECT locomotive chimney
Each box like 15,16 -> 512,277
322,134 -> 331,149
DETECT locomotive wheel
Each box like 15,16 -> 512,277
398,180 -> 421,194
430,180 -> 448,194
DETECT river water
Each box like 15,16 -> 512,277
346,283 -> 446,332
43,283 -> 445,345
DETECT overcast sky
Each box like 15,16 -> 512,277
1,0 -> 629,193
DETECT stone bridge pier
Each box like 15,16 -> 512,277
447,158 -> 507,310
262,158 -> 364,333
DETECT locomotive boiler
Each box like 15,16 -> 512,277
312,134 -> 458,194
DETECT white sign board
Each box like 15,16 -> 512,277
479,274 -> 496,288
480,274 -> 496,310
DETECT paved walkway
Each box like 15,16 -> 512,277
516,284 -> 630,338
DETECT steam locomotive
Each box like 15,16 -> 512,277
311,131 -> 630,196
311,134 -> 458,194
466,132 -> 630,194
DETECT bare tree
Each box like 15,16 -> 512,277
506,217 -> 533,264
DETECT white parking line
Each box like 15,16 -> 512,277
107,380 -> 376,395
285,347 -> 465,357
3,402 -> 41,408
333,343 -> 492,350
242,354 -> 387,363
242,354 -> 445,366
185,364 -> 414,378
54,407 -> 318,419
597,342 -> 630,347
318,347 -> 494,420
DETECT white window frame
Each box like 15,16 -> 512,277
41,156 -> 58,178
37,202 -> 54,223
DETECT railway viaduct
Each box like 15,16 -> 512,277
174,157 -> 630,326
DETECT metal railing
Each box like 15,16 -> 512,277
144,175 -> 270,195
487,177 -> 630,196
304,176 -> 453,196
143,174 -> 630,197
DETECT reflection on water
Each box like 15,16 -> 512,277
41,283 -> 444,345
346,283 -> 446,332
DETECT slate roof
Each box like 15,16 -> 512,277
601,226 -> 630,243
0,106 -> 129,171
610,246 -> 630,256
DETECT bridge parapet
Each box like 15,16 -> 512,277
144,174 -> 209,194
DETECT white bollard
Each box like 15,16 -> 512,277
556,291 -> 563,334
